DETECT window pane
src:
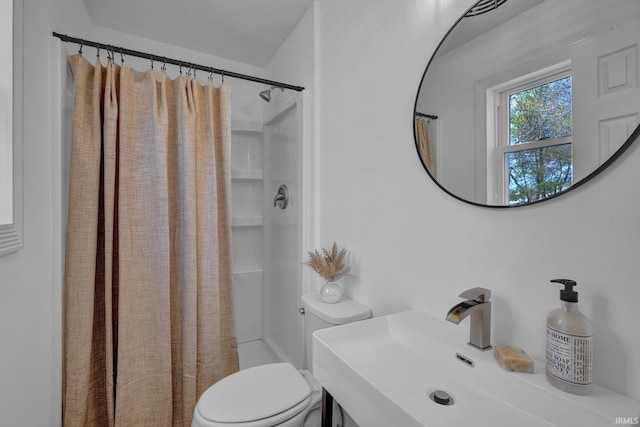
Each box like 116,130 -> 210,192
507,144 -> 572,205
509,76 -> 572,145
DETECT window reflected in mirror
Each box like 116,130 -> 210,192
500,73 -> 573,205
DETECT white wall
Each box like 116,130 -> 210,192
0,0 -> 70,423
0,0 -> 268,424
317,0 -> 640,401
266,3 -> 319,296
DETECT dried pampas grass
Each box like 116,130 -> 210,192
306,242 -> 349,282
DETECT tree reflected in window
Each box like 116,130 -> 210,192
506,76 -> 572,205
507,144 -> 572,204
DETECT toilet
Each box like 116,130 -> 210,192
192,292 -> 371,427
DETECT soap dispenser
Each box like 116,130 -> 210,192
545,279 -> 593,395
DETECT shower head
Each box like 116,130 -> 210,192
259,86 -> 283,102
259,87 -> 273,102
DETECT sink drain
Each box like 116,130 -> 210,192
429,390 -> 454,406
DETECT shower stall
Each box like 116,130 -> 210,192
231,89 -> 305,370
60,41 -> 306,374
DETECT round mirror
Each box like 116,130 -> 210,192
414,0 -> 640,207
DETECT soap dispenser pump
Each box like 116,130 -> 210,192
545,279 -> 593,395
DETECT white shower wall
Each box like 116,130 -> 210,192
231,90 -> 304,371
262,96 -> 304,368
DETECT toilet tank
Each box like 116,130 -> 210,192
301,292 -> 371,371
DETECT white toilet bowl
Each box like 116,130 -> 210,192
191,363 -> 321,427
192,294 -> 371,427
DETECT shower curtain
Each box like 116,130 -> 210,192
63,54 -> 239,426
415,117 -> 435,174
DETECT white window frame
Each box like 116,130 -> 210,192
0,0 -> 23,257
486,61 -> 572,205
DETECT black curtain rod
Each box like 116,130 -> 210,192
52,32 -> 305,92
415,112 -> 438,120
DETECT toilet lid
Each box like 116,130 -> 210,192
197,363 -> 312,423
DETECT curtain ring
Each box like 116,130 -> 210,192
161,57 -> 167,74
179,62 -> 183,75
208,67 -> 214,83
221,72 -> 225,85
150,56 -> 154,70
96,46 -> 100,60
120,48 -> 125,66
78,41 -> 83,55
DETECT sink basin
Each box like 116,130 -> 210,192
312,310 -> 640,427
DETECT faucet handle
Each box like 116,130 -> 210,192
458,287 -> 491,302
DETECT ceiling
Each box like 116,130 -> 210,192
438,0 -> 545,56
82,0 -> 315,67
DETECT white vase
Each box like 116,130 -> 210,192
320,280 -> 342,304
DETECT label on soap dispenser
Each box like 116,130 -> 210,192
545,326 -> 593,385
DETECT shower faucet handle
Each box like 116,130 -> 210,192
273,184 -> 289,209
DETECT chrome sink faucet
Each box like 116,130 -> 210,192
446,287 -> 492,351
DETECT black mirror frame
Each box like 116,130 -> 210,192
413,1 -> 640,209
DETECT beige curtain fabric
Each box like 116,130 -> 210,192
415,118 -> 435,174
63,54 -> 239,427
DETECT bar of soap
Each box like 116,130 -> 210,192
494,345 -> 534,373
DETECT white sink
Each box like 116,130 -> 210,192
312,310 -> 640,427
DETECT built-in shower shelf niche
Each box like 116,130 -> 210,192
231,118 -> 264,232
231,120 -> 263,172
231,120 -> 263,134
231,153 -> 263,343
233,268 -> 264,277
231,178 -> 263,223
232,216 -> 263,228
232,225 -> 263,271
231,169 -> 263,181
229,119 -> 268,346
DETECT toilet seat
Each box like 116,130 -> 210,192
194,363 -> 312,427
